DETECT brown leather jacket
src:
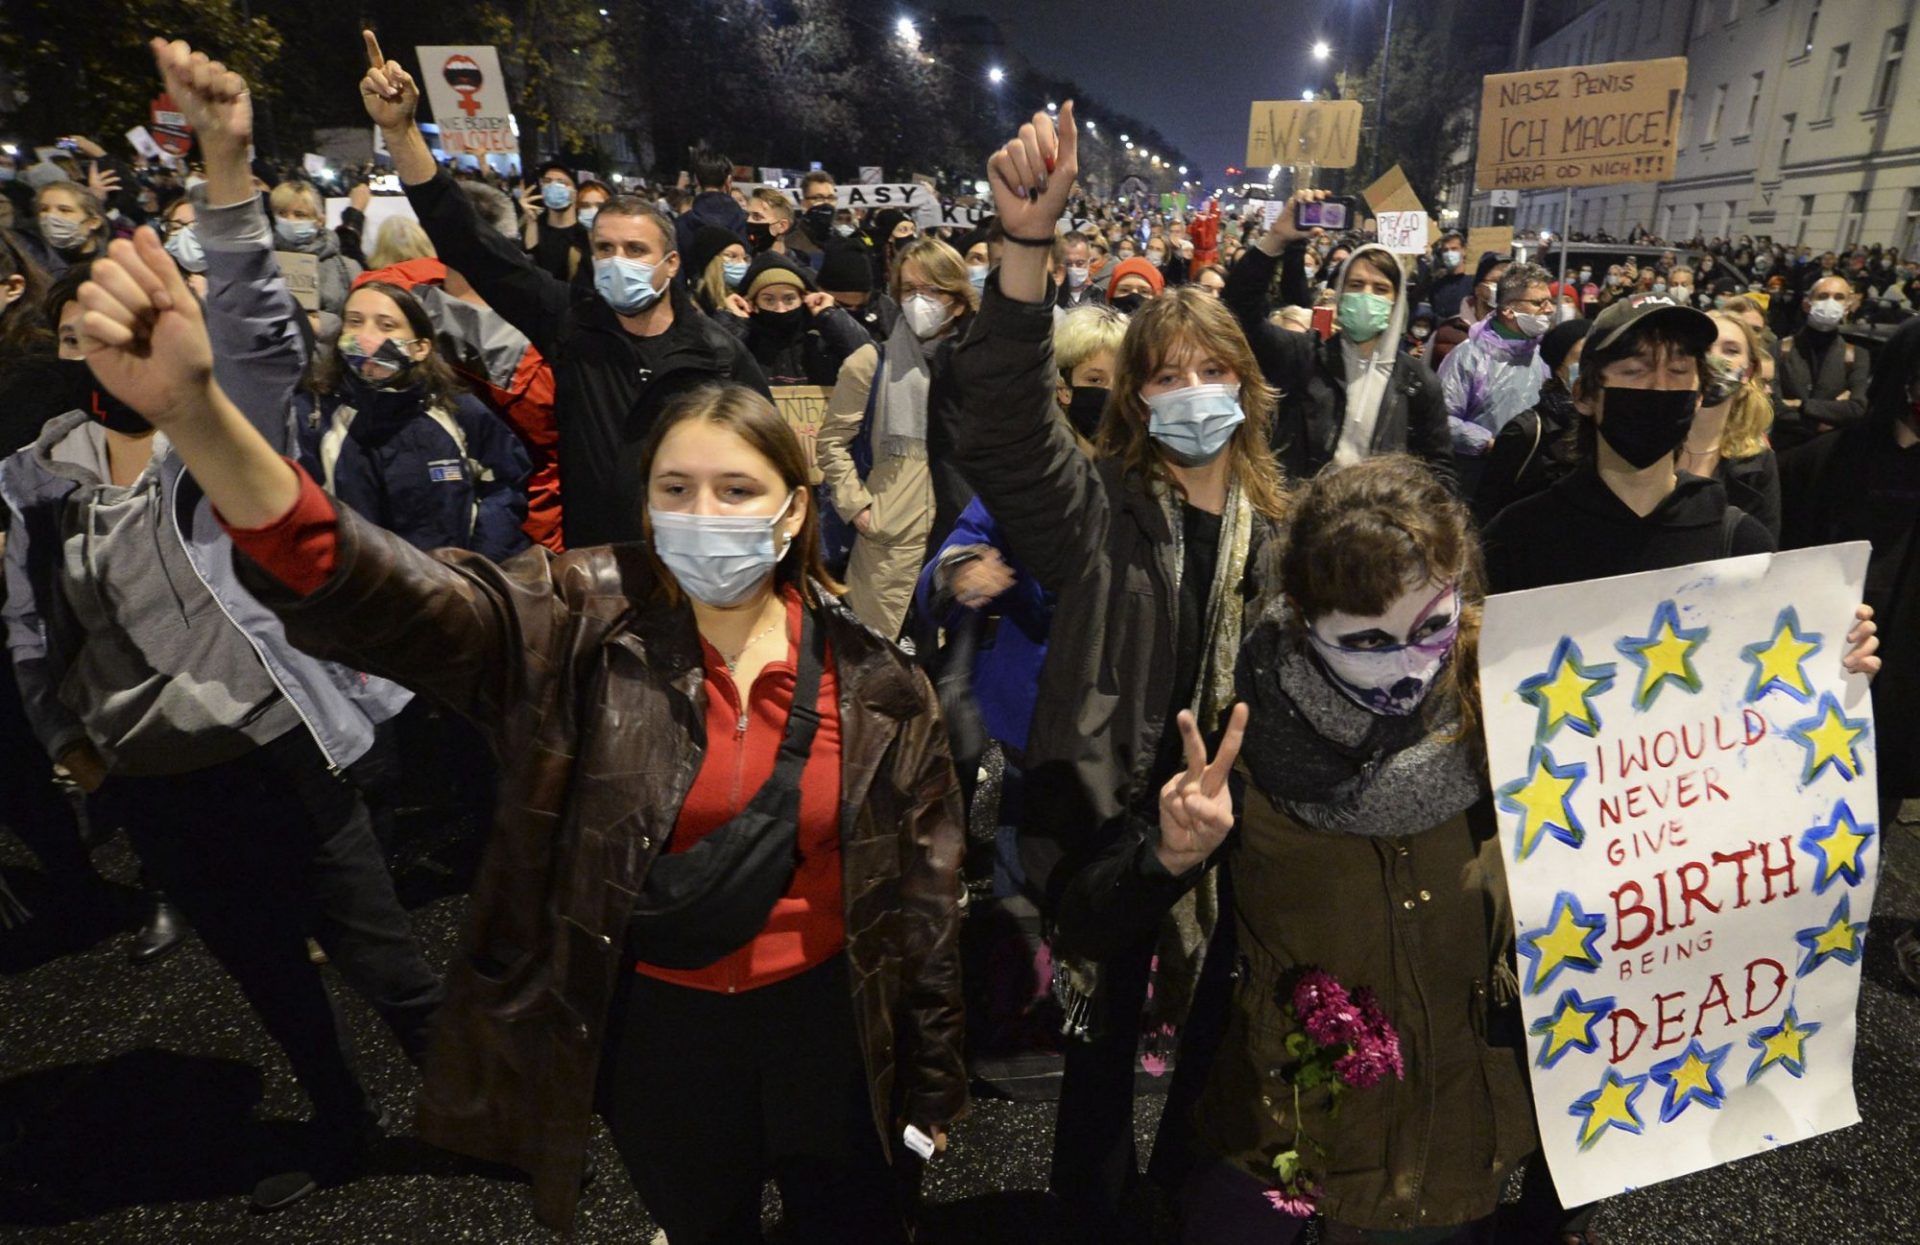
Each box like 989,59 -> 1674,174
237,506 -> 968,1231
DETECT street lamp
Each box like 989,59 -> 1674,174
1046,101 -> 1058,113
1312,40 -> 1331,61
988,65 -> 1005,84
1119,133 -> 1130,144
895,16 -> 919,48
1302,88 -> 1316,101
1178,165 -> 1188,175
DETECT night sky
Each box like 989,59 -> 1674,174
938,0 -> 1384,187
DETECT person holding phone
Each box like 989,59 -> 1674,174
519,160 -> 587,282
1222,189 -> 1457,491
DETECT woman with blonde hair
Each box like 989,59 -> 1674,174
268,179 -> 362,315
1680,309 -> 1781,538
363,215 -> 436,270
953,102 -> 1288,1240
815,235 -> 978,635
32,180 -> 110,275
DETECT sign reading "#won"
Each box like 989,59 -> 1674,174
1475,57 -> 1688,191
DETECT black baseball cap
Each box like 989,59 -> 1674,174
1587,291 -> 1716,355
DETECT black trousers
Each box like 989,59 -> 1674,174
598,954 -> 910,1245
0,662 -> 89,880
98,728 -> 444,1123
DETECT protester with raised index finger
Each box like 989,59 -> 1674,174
359,30 -> 768,549
952,101 -> 1289,1241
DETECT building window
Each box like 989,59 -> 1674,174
1681,92 -> 1696,149
1803,0 -> 1822,59
1899,189 -> 1920,259
1780,112 -> 1796,165
1874,27 -> 1907,112
1820,45 -> 1849,120
1840,191 -> 1866,249
1696,1 -> 1714,36
1795,195 -> 1816,248
1745,72 -> 1764,135
1658,203 -> 1674,239
1725,200 -> 1740,238
1706,84 -> 1727,143
1725,0 -> 1741,23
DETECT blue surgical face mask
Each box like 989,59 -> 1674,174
722,259 -> 750,288
1143,382 -> 1245,466
164,224 -> 206,274
578,205 -> 599,228
542,181 -> 574,211
649,491 -> 796,607
1566,361 -> 1580,389
595,255 -> 664,315
968,264 -> 989,293
275,217 -> 319,246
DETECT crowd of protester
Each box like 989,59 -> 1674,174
0,31 -> 1915,1245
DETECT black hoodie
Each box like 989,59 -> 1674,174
735,252 -> 871,385
1482,465 -> 1773,594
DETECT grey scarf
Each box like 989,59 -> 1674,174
872,314 -> 931,460
1236,618 -> 1484,838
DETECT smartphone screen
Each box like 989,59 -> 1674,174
1296,199 -> 1350,231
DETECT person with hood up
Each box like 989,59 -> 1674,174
357,178 -> 566,553
296,278 -> 531,562
269,180 -> 362,317
726,252 -> 870,386
1403,300 -> 1436,362
815,236 -> 976,636
1437,260 -> 1554,440
1222,190 -> 1456,490
1473,316 -> 1588,523
1107,254 -> 1164,314
361,34 -> 768,549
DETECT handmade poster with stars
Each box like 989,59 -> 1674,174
1479,543 -> 1876,1206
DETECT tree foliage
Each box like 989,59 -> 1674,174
1336,0 -> 1496,210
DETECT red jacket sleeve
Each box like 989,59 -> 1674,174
217,459 -> 340,596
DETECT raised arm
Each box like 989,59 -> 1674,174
360,31 -> 571,356
152,38 -> 306,454
950,103 -> 1111,594
1220,195 -> 1316,394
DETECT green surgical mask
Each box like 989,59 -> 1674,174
1337,291 -> 1393,343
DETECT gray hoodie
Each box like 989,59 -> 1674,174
1,192 -> 408,773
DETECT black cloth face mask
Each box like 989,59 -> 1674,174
61,358 -> 152,435
1596,386 -> 1699,469
745,222 -> 776,253
1066,385 -> 1108,439
1111,293 -> 1146,314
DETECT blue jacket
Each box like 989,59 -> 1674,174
0,193 -> 410,771
297,387 -> 532,563
913,496 -> 1054,753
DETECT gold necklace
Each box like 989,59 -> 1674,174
720,614 -> 785,673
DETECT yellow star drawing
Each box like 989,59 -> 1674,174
1787,693 -> 1870,785
1741,608 -> 1822,703
1650,1039 -> 1731,1122
1530,989 -> 1612,1068
1517,893 -> 1606,994
1747,1007 -> 1822,1081
1498,749 -> 1586,862
1616,601 -> 1708,710
1519,639 -> 1616,741
1570,1067 -> 1647,1149
1794,895 -> 1863,978
1667,1051 -> 1715,1099
1800,800 -> 1875,894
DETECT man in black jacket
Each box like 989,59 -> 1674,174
1773,274 -> 1871,450
361,42 -> 769,548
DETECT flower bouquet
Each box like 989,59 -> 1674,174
1265,968 -> 1406,1216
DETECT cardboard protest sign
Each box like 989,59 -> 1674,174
771,386 -> 832,478
836,184 -> 930,211
1480,544 -> 1877,1208
416,46 -> 520,164
1245,99 -> 1362,169
1361,164 -> 1422,217
275,252 -> 322,312
1376,211 -> 1430,255
1467,225 -> 1515,261
1476,57 -> 1687,191
917,201 -> 992,230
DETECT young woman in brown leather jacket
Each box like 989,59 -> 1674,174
66,213 -> 967,1243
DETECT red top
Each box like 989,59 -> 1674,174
224,464 -> 848,994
